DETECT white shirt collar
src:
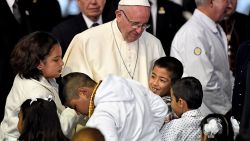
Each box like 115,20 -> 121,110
81,13 -> 103,28
194,9 -> 219,34
149,0 -> 156,4
7,0 -> 15,13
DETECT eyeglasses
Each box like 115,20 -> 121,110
120,10 -> 150,30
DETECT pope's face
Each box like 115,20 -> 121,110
116,6 -> 150,42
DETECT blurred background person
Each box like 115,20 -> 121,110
171,0 -> 233,117
146,0 -> 186,55
221,0 -> 250,75
52,0 -> 116,55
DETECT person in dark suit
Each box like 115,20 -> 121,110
0,0 -> 62,121
146,0 -> 186,55
232,41 -> 250,122
221,0 -> 250,75
52,0 -> 117,56
0,0 -> 29,121
19,0 -> 62,31
236,63 -> 250,141
182,0 -> 196,14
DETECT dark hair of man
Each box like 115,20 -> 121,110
172,77 -> 203,109
72,127 -> 105,141
153,56 -> 183,84
62,72 -> 97,103
18,98 -> 69,141
200,113 -> 234,141
10,31 -> 59,81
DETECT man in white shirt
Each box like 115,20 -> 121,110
62,72 -> 168,141
52,0 -> 109,55
62,0 -> 165,88
171,0 -> 233,116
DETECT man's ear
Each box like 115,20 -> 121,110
178,98 -> 185,108
209,0 -> 214,7
178,98 -> 189,111
115,10 -> 122,22
78,87 -> 91,98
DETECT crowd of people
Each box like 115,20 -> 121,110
0,0 -> 250,140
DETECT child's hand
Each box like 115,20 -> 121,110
165,112 -> 178,123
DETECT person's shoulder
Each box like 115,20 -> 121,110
174,18 -> 204,40
76,22 -> 112,39
11,75 -> 51,95
161,118 -> 185,134
52,15 -> 83,31
142,31 -> 161,43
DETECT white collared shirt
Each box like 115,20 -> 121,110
6,0 -> 15,13
82,13 -> 103,28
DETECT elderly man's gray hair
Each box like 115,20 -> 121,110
195,0 -> 209,6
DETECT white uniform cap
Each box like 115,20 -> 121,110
118,0 -> 150,7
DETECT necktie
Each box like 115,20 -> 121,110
12,0 -> 22,23
91,23 -> 99,28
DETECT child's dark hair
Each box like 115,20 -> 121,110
72,127 -> 105,141
10,31 -> 59,81
153,57 -> 183,84
172,77 -> 203,109
200,113 -> 234,141
18,98 -> 69,141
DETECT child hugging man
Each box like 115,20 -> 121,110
160,77 -> 204,141
149,56 -> 183,113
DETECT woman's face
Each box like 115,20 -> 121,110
17,111 -> 23,133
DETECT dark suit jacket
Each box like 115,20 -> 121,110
52,12 -> 115,56
221,12 -> 250,74
0,0 -> 31,121
147,1 -> 186,55
19,0 -> 62,31
232,41 -> 250,121
52,14 -> 87,55
236,60 -> 250,141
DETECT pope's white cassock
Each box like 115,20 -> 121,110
62,19 -> 165,87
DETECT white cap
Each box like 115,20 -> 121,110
118,0 -> 150,7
